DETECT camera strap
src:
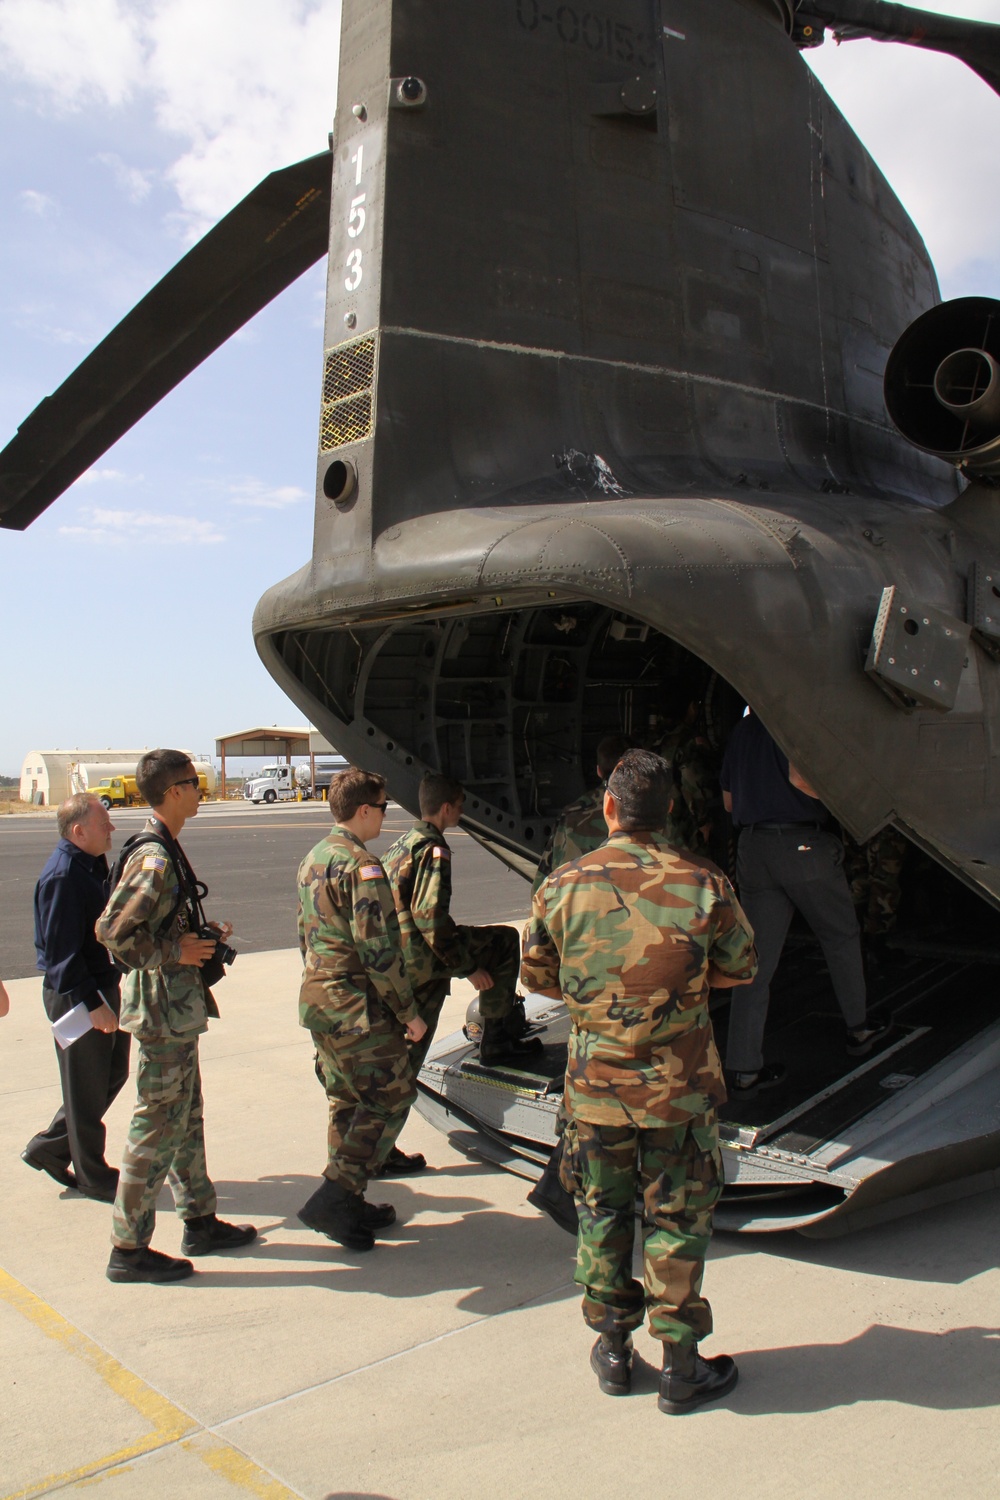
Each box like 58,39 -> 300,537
144,818 -> 209,934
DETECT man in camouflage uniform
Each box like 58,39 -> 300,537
651,686 -> 718,856
522,749 -> 757,1414
97,749 -> 256,1284
375,773 -> 543,1175
844,826 -> 907,941
531,734 -> 629,896
296,767 -> 427,1251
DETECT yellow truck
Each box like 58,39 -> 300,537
93,772 -> 210,809
93,776 -> 144,808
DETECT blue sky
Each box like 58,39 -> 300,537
1,0 -> 999,776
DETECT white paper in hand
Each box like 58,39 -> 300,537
52,1002 -> 94,1050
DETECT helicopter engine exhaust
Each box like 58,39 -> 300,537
884,295 -> 1000,474
933,348 -> 1000,429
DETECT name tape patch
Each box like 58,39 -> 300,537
142,855 -> 167,872
360,864 -> 383,881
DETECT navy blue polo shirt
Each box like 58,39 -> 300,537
34,839 -> 118,1015
720,713 -> 827,828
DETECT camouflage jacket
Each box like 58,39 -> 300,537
653,723 -> 717,854
521,830 -> 757,1126
531,785 -> 608,895
382,821 -> 473,989
96,821 -> 217,1042
297,826 -> 418,1037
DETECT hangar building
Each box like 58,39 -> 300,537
19,750 -> 151,806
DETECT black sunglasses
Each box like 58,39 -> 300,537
368,801 -> 388,812
170,776 -> 200,791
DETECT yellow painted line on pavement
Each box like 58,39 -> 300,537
183,1435 -> 300,1499
0,1270 -> 300,1500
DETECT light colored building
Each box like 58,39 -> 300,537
19,750 -> 150,806
18,749 -> 214,805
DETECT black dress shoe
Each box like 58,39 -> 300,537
590,1331 -> 633,1396
21,1147 -> 76,1191
370,1146 -> 426,1178
181,1215 -> 258,1255
107,1246 -> 194,1284
658,1342 -> 739,1414
76,1180 -> 118,1204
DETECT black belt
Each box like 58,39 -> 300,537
744,821 -> 826,833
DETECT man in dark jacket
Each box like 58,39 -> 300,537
23,794 -> 129,1202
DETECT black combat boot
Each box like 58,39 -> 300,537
181,1215 -> 258,1256
358,1197 -> 397,1229
297,1177 -> 375,1252
106,1246 -> 194,1284
658,1341 -> 739,1414
370,1145 -> 426,1177
589,1331 -> 634,1396
479,1018 -> 544,1067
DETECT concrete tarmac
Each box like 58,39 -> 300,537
2,950 -> 998,1500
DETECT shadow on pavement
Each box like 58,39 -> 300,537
210,1172 -> 495,1221
177,1189 -> 577,1316
750,1187 -> 1000,1286
726,1324 -> 1000,1414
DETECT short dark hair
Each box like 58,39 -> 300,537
136,749 -> 193,808
57,793 -> 99,840
606,749 -> 671,831
596,734 -> 630,779
419,772 -> 464,817
329,767 -> 386,821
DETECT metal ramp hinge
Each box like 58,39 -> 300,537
865,585 -> 970,712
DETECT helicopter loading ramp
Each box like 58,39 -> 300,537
414,957 -> 1000,1237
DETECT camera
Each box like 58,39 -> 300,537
197,925 -> 237,988
200,927 -> 237,967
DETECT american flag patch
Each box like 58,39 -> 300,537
142,855 -> 167,872
432,846 -> 450,859
360,864 -> 383,881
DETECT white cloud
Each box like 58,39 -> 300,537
72,466 -> 133,486
19,188 -> 56,215
12,303 -> 92,345
95,152 -> 153,204
0,0 -> 342,235
0,0 -> 145,109
228,478 -> 307,509
58,506 -> 225,544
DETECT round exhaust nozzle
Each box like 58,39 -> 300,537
884,296 -> 1000,475
932,348 -> 1000,429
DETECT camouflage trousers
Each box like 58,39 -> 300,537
458,924 -> 520,1021
844,827 -> 907,937
573,1112 -> 722,1346
111,1039 -> 216,1250
370,927 -> 520,1168
313,1012 -> 416,1194
366,978 -> 448,1170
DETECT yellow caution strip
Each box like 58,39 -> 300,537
0,1269 -> 300,1500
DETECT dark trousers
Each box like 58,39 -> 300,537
26,984 -> 131,1192
726,827 -> 867,1074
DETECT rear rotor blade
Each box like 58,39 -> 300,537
0,148 -> 332,531
795,1 -> 1000,97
